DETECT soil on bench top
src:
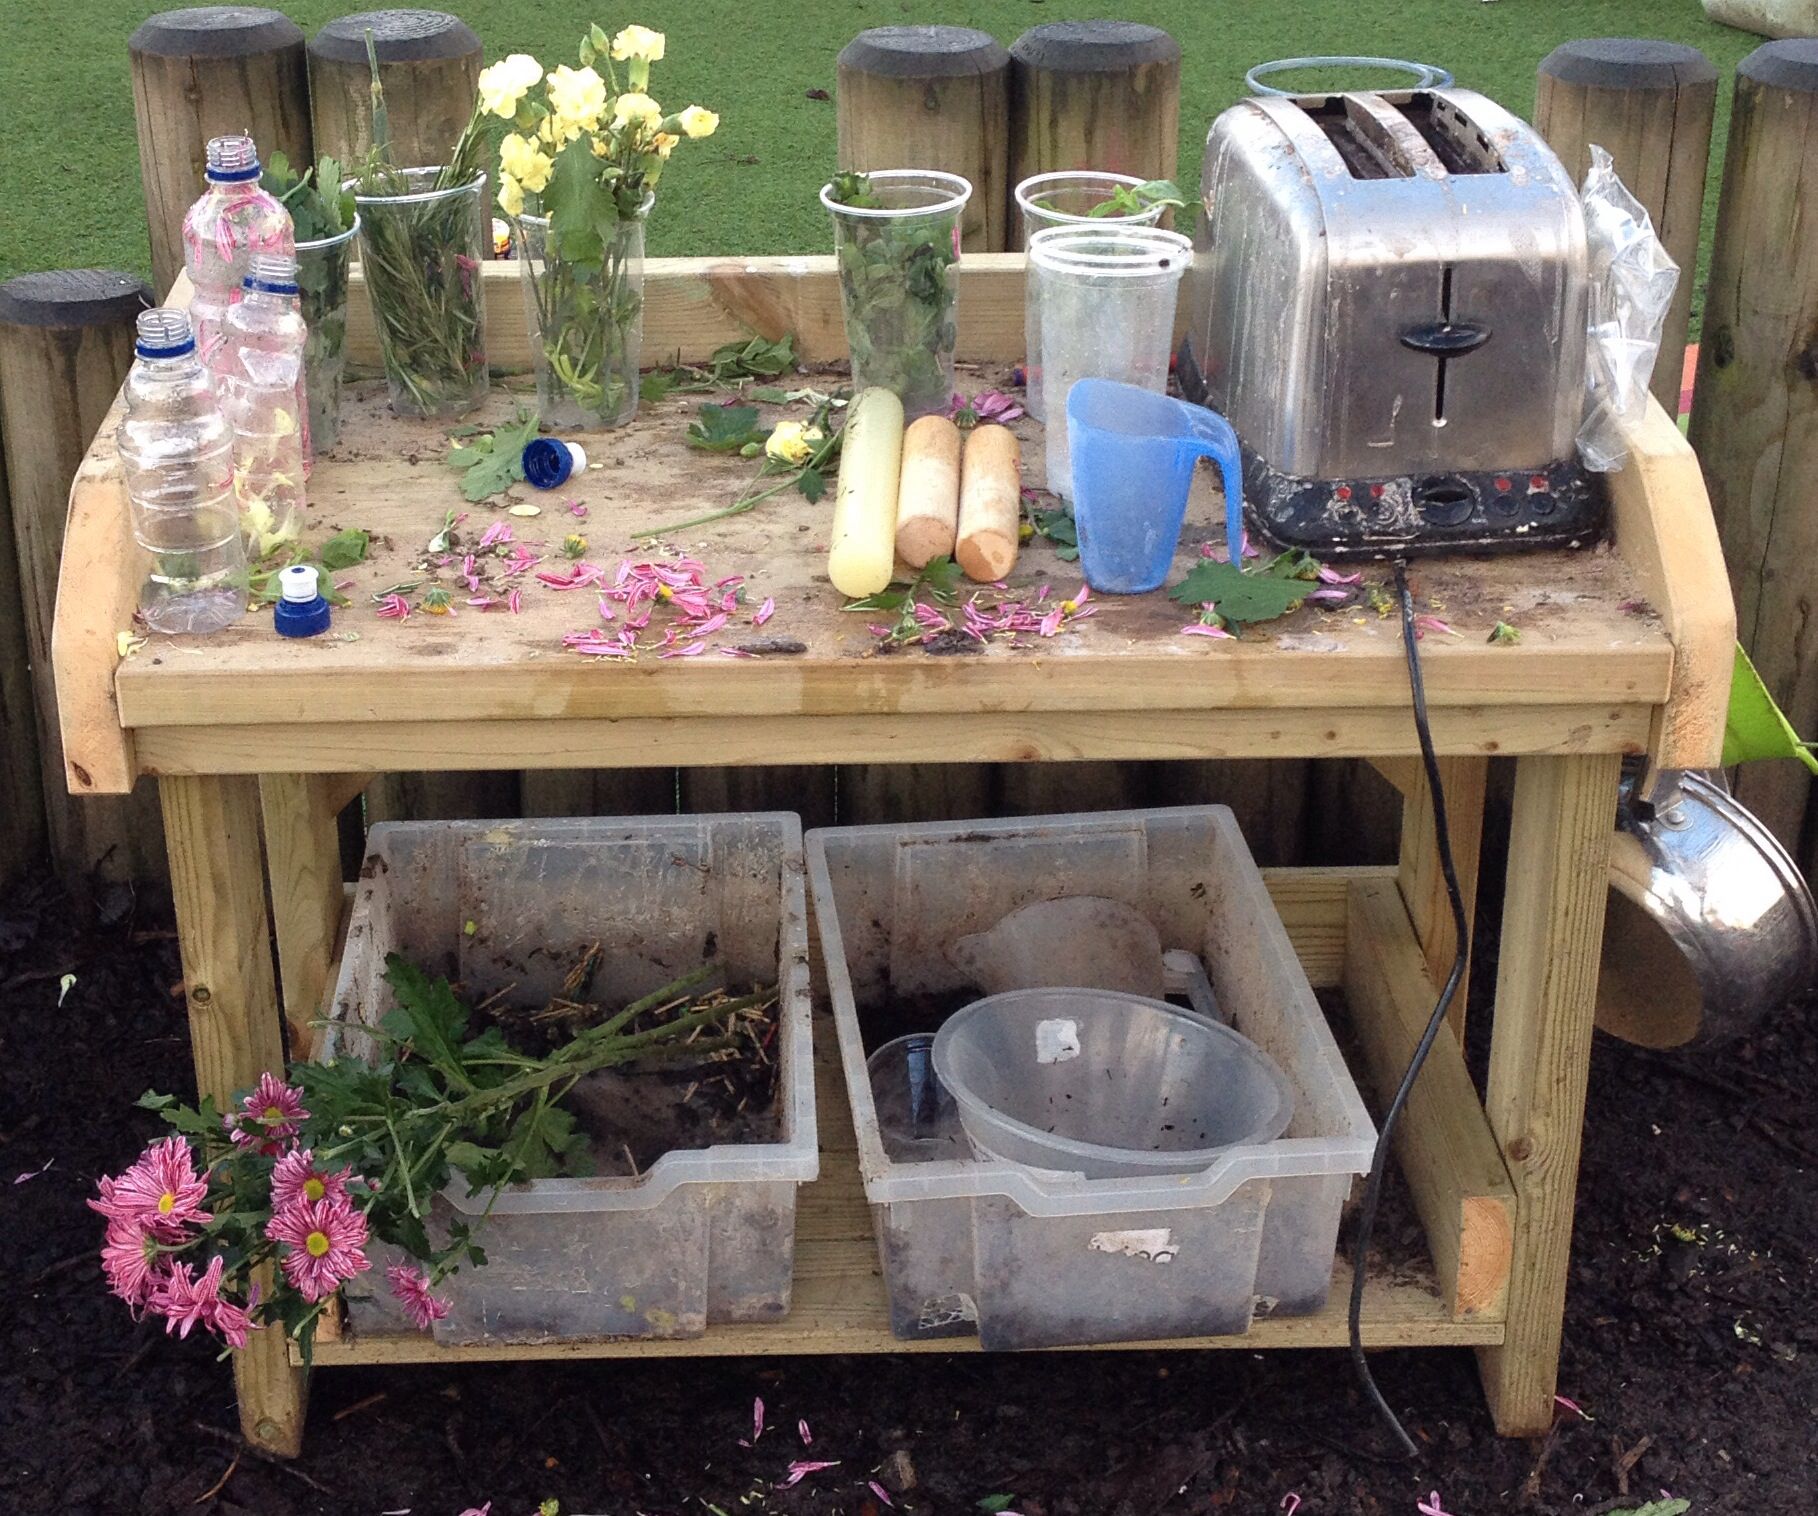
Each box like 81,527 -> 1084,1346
5,873 -> 1814,1516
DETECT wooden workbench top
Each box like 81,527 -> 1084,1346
51,256 -> 1733,793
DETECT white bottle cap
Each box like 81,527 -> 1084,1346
279,564 -> 320,603
567,442 -> 588,473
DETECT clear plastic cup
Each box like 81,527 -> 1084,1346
295,216 -> 360,455
821,169 -> 972,420
1067,378 -> 1246,595
1029,224 -> 1192,500
1014,172 -> 1166,422
354,167 -> 490,418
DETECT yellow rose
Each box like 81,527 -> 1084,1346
499,132 -> 553,193
610,25 -> 665,62
765,421 -> 823,467
477,53 -> 543,119
612,91 -> 663,132
545,65 -> 608,131
677,105 -> 719,140
497,172 -> 525,217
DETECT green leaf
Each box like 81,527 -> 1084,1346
686,403 -> 767,453
1029,506 -> 1079,562
796,467 -> 826,504
1611,1503 -> 1690,1516
548,136 -> 606,265
380,953 -> 471,1072
1169,558 -> 1312,628
1723,641 -> 1818,772
748,384 -> 791,404
706,333 -> 796,382
317,528 -> 370,572
448,408 -> 540,502
978,1498 -> 1017,1513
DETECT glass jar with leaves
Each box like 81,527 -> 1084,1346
353,40 -> 493,418
488,25 -> 719,430
821,169 -> 972,420
263,153 -> 360,455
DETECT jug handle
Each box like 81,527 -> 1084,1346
1177,407 -> 1247,568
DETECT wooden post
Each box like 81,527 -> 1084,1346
1535,38 -> 1717,414
162,773 -> 309,1454
0,404 -> 47,887
837,26 -> 1011,253
309,10 -> 483,172
1477,750 -> 1620,1434
129,7 -> 314,299
0,271 -> 166,890
1008,22 -> 1181,246
1690,39 -> 1818,861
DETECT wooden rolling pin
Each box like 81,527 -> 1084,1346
956,422 -> 1022,582
828,387 -> 906,598
895,414 -> 963,569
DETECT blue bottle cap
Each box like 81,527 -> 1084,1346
274,564 -> 332,638
522,437 -> 588,489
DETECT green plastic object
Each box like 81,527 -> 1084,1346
1722,643 -> 1818,773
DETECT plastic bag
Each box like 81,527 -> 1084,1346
1576,146 -> 1679,471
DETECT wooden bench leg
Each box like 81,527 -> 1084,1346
1396,755 -> 1488,1042
161,773 -> 310,1456
1476,751 -> 1619,1435
261,774 -> 361,1060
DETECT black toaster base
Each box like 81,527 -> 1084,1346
1239,448 -> 1608,560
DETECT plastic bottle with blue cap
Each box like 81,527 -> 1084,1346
522,437 -> 588,490
222,252 -> 310,556
181,134 -> 294,385
116,309 -> 246,634
273,564 -> 332,638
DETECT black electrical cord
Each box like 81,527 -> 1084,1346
1347,559 -> 1472,1458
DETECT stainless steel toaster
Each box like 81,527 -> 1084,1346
1176,89 -> 1600,557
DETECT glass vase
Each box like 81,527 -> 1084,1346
353,167 -> 489,419
295,216 -> 359,456
821,170 -> 971,420
516,199 -> 649,432
1014,172 -> 1166,423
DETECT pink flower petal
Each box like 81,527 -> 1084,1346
798,1419 -> 812,1446
753,596 -> 775,627
1181,622 -> 1233,639
869,1480 -> 896,1508
777,1460 -> 840,1489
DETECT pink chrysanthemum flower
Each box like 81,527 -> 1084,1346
386,1262 -> 451,1331
265,1194 -> 371,1303
230,1072 -> 308,1148
100,1218 -> 164,1307
90,1136 -> 211,1237
270,1149 -> 349,1213
152,1253 -> 226,1339
208,1286 -> 258,1349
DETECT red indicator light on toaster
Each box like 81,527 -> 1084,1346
1495,476 -> 1511,492
1334,484 -> 1352,501
1369,483 -> 1384,499
1528,473 -> 1548,491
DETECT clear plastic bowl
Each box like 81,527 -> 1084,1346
932,987 -> 1295,1180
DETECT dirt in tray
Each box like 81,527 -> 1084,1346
8,874 -> 1818,1516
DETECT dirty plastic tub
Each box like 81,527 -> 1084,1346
806,807 -> 1376,1349
1067,378 -> 1246,593
325,814 -> 818,1345
933,988 -> 1295,1179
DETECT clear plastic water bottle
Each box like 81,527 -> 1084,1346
223,253 -> 309,555
182,134 -> 294,385
116,309 -> 246,635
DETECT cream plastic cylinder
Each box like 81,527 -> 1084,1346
829,387 -> 907,597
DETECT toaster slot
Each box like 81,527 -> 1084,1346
1302,97 -> 1416,180
1396,93 -> 1505,175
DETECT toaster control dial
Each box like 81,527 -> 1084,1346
1414,475 -> 1477,527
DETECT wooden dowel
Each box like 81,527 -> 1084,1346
837,26 -> 1011,252
309,9 -> 483,172
130,6 -> 314,298
1699,0 -> 1818,41
0,270 -> 166,891
1008,22 -> 1181,247
1535,38 -> 1717,414
1690,38 -> 1818,861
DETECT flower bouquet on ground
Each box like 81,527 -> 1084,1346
487,25 -> 718,429
94,956 -> 760,1357
263,152 -> 359,455
354,40 -> 493,418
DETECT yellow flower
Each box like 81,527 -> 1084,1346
765,421 -> 823,466
478,53 -> 543,119
499,132 -> 553,193
497,172 -> 525,216
612,91 -> 662,132
677,105 -> 719,140
650,131 -> 679,160
546,64 -> 608,132
610,25 -> 665,63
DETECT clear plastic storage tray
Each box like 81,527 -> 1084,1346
805,807 -> 1376,1350
325,815 -> 818,1345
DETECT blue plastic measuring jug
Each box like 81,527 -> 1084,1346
1065,378 -> 1246,595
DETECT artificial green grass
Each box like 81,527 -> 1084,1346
0,0 -> 1764,303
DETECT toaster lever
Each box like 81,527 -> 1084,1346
1399,319 -> 1491,357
